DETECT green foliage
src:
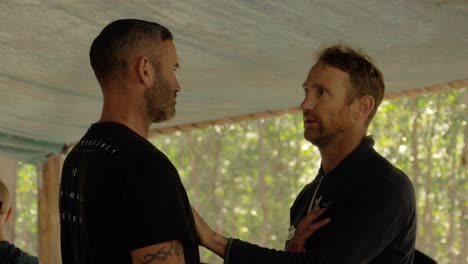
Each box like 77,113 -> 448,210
150,88 -> 467,263
149,115 -> 322,263
371,88 -> 467,264
14,163 -> 38,255
13,88 -> 466,263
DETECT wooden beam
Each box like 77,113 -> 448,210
62,79 -> 467,150
38,154 -> 64,264
146,79 -> 468,137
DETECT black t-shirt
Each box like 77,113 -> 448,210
59,122 -> 200,264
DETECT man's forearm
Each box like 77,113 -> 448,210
226,238 -> 325,264
192,207 -> 230,258
204,231 -> 229,258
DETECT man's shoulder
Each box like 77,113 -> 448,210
0,241 -> 39,264
68,122 -> 159,160
358,153 -> 416,212
365,150 -> 413,185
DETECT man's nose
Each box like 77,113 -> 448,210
175,80 -> 181,92
300,96 -> 316,111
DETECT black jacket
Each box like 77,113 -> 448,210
0,241 -> 38,264
225,137 -> 416,264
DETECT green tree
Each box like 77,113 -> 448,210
13,88 -> 466,263
151,88 -> 466,263
15,163 -> 38,255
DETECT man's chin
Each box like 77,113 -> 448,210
167,110 -> 176,120
304,133 -> 318,145
305,133 -> 330,148
151,111 -> 175,124
304,129 -> 318,141
306,138 -> 320,147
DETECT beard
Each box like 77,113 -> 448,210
144,76 -> 176,124
304,108 -> 352,148
304,122 -> 347,148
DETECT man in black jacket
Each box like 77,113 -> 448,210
193,44 -> 417,263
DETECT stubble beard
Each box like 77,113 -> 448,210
144,79 -> 175,124
305,124 -> 346,148
304,110 -> 351,148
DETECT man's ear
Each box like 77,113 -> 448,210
137,56 -> 154,87
353,95 -> 374,121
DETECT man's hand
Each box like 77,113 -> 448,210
192,207 -> 228,258
286,207 -> 331,253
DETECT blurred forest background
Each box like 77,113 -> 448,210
14,88 -> 466,263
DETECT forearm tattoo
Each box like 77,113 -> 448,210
140,241 -> 184,264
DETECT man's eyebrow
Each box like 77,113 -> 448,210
303,83 -> 324,89
311,83 -> 328,90
315,84 -> 325,89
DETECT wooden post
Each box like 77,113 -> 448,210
38,154 -> 64,264
0,154 -> 18,242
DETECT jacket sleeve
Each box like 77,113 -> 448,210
225,238 -> 328,264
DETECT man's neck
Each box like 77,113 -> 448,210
318,133 -> 365,174
99,95 -> 150,139
99,112 -> 150,139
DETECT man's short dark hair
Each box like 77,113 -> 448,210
89,19 -> 173,82
317,44 -> 385,126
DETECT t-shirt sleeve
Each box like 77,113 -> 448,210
126,157 -> 195,251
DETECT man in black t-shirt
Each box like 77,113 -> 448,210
59,19 -> 200,264
192,45 -> 417,263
